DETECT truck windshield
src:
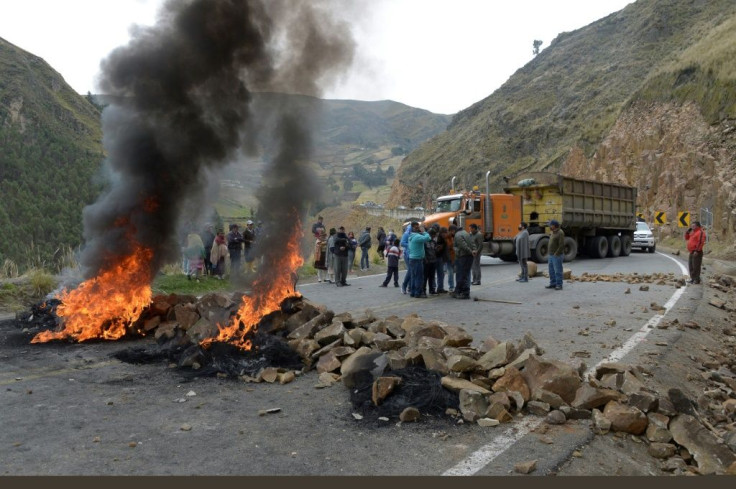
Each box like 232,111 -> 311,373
436,198 -> 461,213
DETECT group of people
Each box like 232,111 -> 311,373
182,220 -> 263,281
312,216 -> 395,286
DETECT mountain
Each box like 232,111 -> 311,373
388,0 -> 736,255
0,36 -> 104,271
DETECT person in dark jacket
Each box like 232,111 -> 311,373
423,228 -> 438,295
435,227 -> 450,293
358,227 -> 372,270
453,226 -> 475,299
202,224 -> 215,276
470,223 -> 483,285
546,220 -> 565,290
380,238 -> 401,287
333,226 -> 351,287
227,224 -> 244,278
376,227 -> 387,262
515,222 -> 530,282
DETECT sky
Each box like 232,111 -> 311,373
0,0 -> 633,114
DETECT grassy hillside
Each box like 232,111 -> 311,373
389,0 -> 736,205
0,37 -> 104,271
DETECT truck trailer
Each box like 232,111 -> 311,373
421,172 -> 637,263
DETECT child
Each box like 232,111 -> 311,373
380,238 -> 402,287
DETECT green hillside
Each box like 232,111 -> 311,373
390,0 -> 736,204
0,37 -> 104,271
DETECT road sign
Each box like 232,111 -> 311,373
654,211 -> 667,225
678,211 -> 690,228
636,212 -> 645,221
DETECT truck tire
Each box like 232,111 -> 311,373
620,235 -> 632,256
607,235 -> 622,258
563,237 -> 577,262
532,237 -> 549,263
589,236 -> 609,259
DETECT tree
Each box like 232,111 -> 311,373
533,40 -> 543,56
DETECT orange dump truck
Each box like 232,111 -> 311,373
421,172 -> 637,263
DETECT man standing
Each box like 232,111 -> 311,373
446,224 -> 457,293
685,221 -> 706,284
400,223 -> 413,294
408,222 -> 431,298
470,223 -> 483,285
358,226 -> 372,271
243,220 -> 257,272
202,224 -> 215,276
312,216 -> 326,238
546,220 -> 565,290
333,226 -> 351,287
453,225 -> 475,299
515,222 -> 530,282
376,227 -> 387,262
435,227 -> 450,293
227,224 -> 244,279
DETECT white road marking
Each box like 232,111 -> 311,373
442,251 -> 689,476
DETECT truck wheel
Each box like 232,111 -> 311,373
563,237 -> 577,262
620,235 -> 632,256
607,235 -> 622,258
532,237 -> 549,263
589,236 -> 609,259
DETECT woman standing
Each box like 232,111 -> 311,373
326,228 -> 337,284
210,230 -> 229,280
185,233 -> 206,281
347,231 -> 358,274
314,229 -> 329,283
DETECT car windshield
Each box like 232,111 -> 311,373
436,198 -> 461,213
636,222 -> 650,232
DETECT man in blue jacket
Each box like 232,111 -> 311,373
407,222 -> 431,298
400,223 -> 413,294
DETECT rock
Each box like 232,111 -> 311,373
399,407 -> 420,422
372,376 -> 402,406
660,457 -> 687,473
469,373 -> 493,390
532,388 -> 566,409
518,332 -> 545,355
594,363 -> 630,378
657,397 -> 678,417
620,371 -> 646,396
419,348 -> 448,374
277,371 -> 295,385
506,390 -> 526,413
559,406 -> 592,420
629,391 -> 659,413
648,443 -> 677,459
545,410 -> 566,425
492,366 -> 531,401
294,339 -> 321,361
563,268 -> 572,279
506,348 -> 537,370
478,335 -> 500,353
592,409 -> 611,434
386,351 -> 408,371
288,312 -> 331,340
316,372 -> 339,387
441,376 -> 491,394
527,261 -> 538,277
488,367 -> 506,380
143,315 -> 161,332
186,318 -> 219,343
260,367 -> 280,383
459,389 -> 490,422
486,403 -> 513,423
727,462 -> 736,476
527,400 -> 551,416
670,414 -> 736,474
571,383 -> 624,410
314,321 -> 347,345
514,460 -> 537,474
709,298 -> 726,309
476,342 -> 517,370
316,351 -> 342,374
154,322 -> 178,341
602,401 -> 647,435
446,354 -> 478,373
646,413 -> 672,443
668,388 -> 696,415
477,418 -> 500,427
639,285 -> 649,291
373,334 -> 406,351
441,325 -> 474,347
173,305 -> 200,330
724,431 -> 736,453
521,355 -> 581,404
487,391 -> 512,410
340,347 -> 388,388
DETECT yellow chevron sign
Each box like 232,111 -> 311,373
654,211 -> 666,225
678,212 -> 690,228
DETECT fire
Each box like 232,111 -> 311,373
31,243 -> 154,343
203,219 -> 304,350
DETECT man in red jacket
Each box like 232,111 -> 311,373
684,221 -> 706,284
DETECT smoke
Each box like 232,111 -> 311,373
80,0 -> 355,278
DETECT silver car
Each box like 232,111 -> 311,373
632,221 -> 656,253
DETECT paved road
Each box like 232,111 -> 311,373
0,251 -> 697,475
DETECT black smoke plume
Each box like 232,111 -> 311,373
80,0 -> 354,279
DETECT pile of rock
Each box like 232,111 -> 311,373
572,272 -> 686,287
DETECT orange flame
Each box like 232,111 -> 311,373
203,218 -> 304,350
31,242 -> 154,343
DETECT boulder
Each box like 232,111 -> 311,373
441,325 -> 474,347
670,414 -> 736,475
446,354 -> 478,373
399,407 -> 420,422
571,384 -> 624,410
316,351 -> 342,374
592,409 -> 611,434
531,388 -> 566,409
386,351 -> 408,371
521,355 -> 581,404
287,312 -> 331,340
340,347 -> 388,388
527,401 -> 551,416
459,389 -> 490,422
441,376 -> 491,394
477,342 -> 517,370
545,410 -> 566,425
372,376 -> 402,406
492,366 -> 530,401
174,304 -> 200,330
629,391 -> 659,413
186,318 -> 219,343
419,348 -> 448,374
506,348 -> 537,370
646,413 -> 672,443
314,321 -> 347,345
478,335 -> 501,353
648,443 -> 677,460
602,401 -> 647,435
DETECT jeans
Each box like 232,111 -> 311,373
335,256 -> 349,284
471,253 -> 481,283
436,258 -> 446,290
383,266 -> 399,286
409,258 -> 425,297
360,247 -> 370,269
446,259 -> 455,289
424,262 -> 437,293
455,255 -> 473,297
548,255 -> 563,287
688,251 -> 703,282
402,249 -> 411,291
348,250 -> 355,272
519,258 -> 528,280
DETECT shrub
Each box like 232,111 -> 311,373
27,269 -> 58,297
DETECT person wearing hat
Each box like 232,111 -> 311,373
515,222 -> 530,283
685,221 -> 706,284
546,220 -> 565,290
227,223 -> 244,279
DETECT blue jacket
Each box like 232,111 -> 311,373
408,232 -> 431,259
400,225 -> 412,249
